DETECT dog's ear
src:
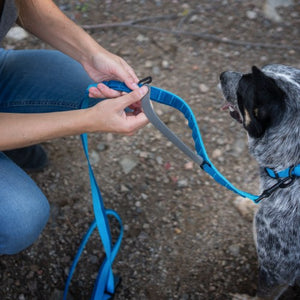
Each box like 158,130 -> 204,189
243,66 -> 286,138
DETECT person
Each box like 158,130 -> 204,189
0,0 -> 149,255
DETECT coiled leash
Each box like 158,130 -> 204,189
63,94 -> 123,299
64,77 -> 300,299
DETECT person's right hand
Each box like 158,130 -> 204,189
86,85 -> 149,136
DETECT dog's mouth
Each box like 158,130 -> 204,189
222,102 -> 243,123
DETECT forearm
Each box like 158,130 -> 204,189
0,110 -> 92,151
16,0 -> 104,65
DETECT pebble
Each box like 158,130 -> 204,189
136,34 -> 149,43
161,60 -> 169,69
145,60 -> 153,68
212,148 -> 222,159
97,142 -> 108,152
263,0 -> 294,22
6,27 -> 28,40
199,83 -> 210,93
120,184 -> 130,192
177,179 -> 189,188
246,10 -> 257,20
89,150 -> 100,166
184,161 -> 194,170
119,155 -> 139,174
228,244 -> 240,257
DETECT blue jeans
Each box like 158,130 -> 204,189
0,49 -> 96,254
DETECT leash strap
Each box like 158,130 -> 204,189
64,97 -> 123,300
90,80 -> 260,202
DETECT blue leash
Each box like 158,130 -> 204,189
88,79 -> 260,202
64,78 -> 299,299
63,95 -> 123,299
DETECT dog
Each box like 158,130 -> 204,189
220,64 -> 300,300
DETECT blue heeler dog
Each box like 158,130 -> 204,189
220,65 -> 300,300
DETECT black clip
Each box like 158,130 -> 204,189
138,76 -> 152,86
255,166 -> 296,203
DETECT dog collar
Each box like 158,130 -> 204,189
265,165 -> 300,179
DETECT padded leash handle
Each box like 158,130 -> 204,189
141,85 -> 203,166
88,79 -> 259,202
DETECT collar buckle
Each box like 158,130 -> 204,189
256,165 -> 296,203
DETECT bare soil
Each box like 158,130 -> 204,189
1,1 -> 300,299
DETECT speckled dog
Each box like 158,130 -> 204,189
220,64 -> 300,300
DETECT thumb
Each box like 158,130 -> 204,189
117,85 -> 148,109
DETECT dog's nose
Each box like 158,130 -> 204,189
220,71 -> 227,81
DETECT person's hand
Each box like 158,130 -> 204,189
83,50 -> 139,99
87,85 -> 149,136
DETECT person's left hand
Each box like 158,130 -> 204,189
83,50 -> 140,99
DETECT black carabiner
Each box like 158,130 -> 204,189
138,76 -> 152,86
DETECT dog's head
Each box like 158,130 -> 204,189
220,64 -> 300,168
220,66 -> 287,139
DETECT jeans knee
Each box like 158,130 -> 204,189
0,192 -> 50,255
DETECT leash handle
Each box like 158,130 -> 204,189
91,80 -> 259,202
141,86 -> 203,166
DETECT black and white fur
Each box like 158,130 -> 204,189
220,64 -> 300,300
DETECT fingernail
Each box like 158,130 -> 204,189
97,83 -> 105,90
140,85 -> 148,95
131,82 -> 139,89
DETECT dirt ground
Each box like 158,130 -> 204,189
1,0 -> 300,299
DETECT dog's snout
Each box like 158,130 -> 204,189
220,71 -> 227,82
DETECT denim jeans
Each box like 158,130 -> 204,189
0,48 -> 96,254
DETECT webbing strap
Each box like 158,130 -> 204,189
266,165 -> 300,178
92,80 -> 259,202
63,97 -> 123,300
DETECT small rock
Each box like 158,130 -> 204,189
120,184 -> 130,192
89,150 -> 100,166
263,0 -> 294,23
184,161 -> 194,170
161,60 -> 169,69
97,142 -> 108,152
177,179 -> 188,188
212,149 -> 222,159
145,60 -> 153,68
199,83 -> 209,93
6,27 -> 28,40
136,34 -> 149,42
119,155 -> 139,174
156,156 -> 163,165
174,227 -> 182,234
246,10 -> 257,20
228,244 -> 240,257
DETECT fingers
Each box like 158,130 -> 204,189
123,112 -> 149,136
116,85 -> 148,110
89,83 -> 123,99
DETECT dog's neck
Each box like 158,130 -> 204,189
248,112 -> 300,173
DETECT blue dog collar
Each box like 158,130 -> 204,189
266,165 -> 300,179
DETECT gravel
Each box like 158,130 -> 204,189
1,0 -> 300,299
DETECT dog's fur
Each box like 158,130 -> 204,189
220,64 -> 300,299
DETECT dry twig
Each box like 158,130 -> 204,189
82,14 -> 300,51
